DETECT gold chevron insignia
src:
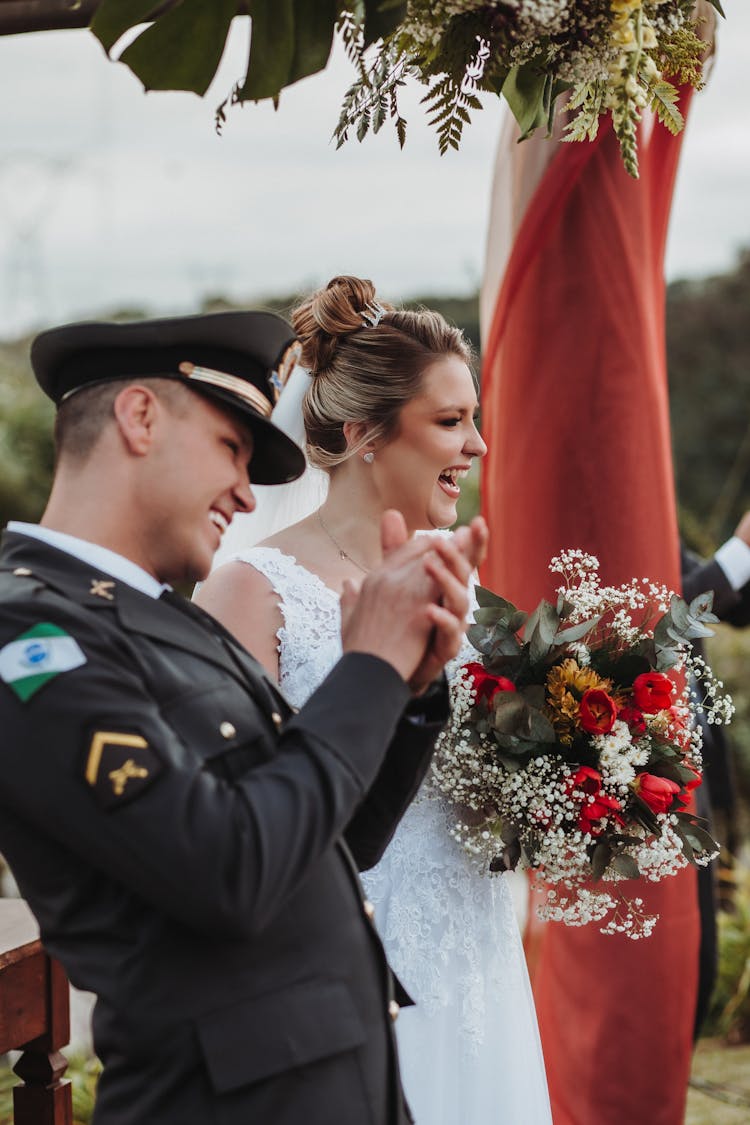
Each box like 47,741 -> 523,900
89,579 -> 115,600
86,732 -> 148,787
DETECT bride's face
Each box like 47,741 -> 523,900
372,354 -> 487,531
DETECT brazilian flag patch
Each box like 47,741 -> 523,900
0,622 -> 86,702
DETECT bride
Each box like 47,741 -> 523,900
196,276 -> 551,1123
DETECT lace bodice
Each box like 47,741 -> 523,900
234,545 -> 529,1055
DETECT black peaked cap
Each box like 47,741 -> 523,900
30,311 -> 306,485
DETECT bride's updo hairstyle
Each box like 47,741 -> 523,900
291,275 -> 473,471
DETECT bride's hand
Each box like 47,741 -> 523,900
407,535 -> 476,693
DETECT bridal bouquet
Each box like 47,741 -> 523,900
335,0 -> 721,176
431,550 -> 732,938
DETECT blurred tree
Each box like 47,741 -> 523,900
668,249 -> 750,550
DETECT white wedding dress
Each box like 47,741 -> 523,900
234,546 -> 552,1124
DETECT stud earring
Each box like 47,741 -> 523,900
363,452 -> 375,464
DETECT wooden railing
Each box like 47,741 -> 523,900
0,900 -> 72,1125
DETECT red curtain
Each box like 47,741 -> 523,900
480,93 -> 699,1124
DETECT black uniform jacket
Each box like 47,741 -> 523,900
682,548 -> 750,813
0,532 -> 449,1125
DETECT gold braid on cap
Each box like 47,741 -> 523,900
178,362 -> 272,417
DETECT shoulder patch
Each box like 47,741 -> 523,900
85,728 -> 165,810
0,622 -> 86,702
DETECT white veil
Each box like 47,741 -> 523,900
210,362 -> 329,569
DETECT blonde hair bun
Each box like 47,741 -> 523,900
292,275 -> 393,375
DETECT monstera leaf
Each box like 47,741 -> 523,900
90,0 -> 407,102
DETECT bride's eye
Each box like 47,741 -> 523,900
439,417 -> 461,427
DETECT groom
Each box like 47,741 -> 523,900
0,311 -> 485,1125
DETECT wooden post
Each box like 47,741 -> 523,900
0,900 -> 72,1125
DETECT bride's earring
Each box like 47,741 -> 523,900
363,452 -> 375,464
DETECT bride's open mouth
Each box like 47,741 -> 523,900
438,466 -> 469,499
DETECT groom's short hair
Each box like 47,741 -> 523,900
53,377 -> 192,463
31,311 -> 306,485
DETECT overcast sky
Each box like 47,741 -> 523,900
0,4 -> 747,338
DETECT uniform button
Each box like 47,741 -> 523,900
13,568 -> 32,577
363,900 -> 375,920
219,721 -> 237,740
388,1001 -> 400,1022
271,712 -> 283,728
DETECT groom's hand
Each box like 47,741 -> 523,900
340,511 -> 488,689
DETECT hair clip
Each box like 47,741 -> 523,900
360,300 -> 387,329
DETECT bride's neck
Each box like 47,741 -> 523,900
320,474 -> 411,570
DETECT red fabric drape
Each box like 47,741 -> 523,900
480,94 -> 699,1125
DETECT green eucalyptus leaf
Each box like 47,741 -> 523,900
522,706 -> 556,743
684,824 -> 719,855
90,0 -> 164,54
553,616 -> 600,645
489,628 -> 523,658
688,591 -> 717,621
119,0 -> 238,96
520,684 -> 546,710
509,609 -> 528,632
474,585 -> 515,610
673,823 -> 695,862
529,623 -> 552,666
538,600 -> 560,643
492,694 -> 526,732
667,594 -> 691,632
473,607 -> 506,626
611,853 -> 640,880
466,624 -> 492,653
631,794 -> 661,834
591,841 -> 612,882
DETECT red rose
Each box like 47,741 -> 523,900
565,767 -> 623,834
618,704 -> 646,736
464,662 -> 516,703
632,672 -> 674,714
633,773 -> 680,814
564,765 -> 602,797
579,689 -> 618,735
579,793 -> 624,837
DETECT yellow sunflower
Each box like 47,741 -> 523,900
546,659 -> 614,746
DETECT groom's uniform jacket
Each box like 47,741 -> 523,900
0,531 -> 448,1125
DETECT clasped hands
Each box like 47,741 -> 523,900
340,511 -> 489,693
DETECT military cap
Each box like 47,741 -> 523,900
30,311 -> 306,485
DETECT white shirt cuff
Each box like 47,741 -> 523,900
715,537 -> 750,591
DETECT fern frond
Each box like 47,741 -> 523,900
648,78 -> 684,135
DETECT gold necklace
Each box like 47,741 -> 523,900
317,510 -> 372,574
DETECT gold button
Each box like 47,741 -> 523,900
219,721 -> 237,740
13,568 -> 32,577
388,1001 -> 400,1022
271,712 -> 283,728
363,900 -> 375,920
